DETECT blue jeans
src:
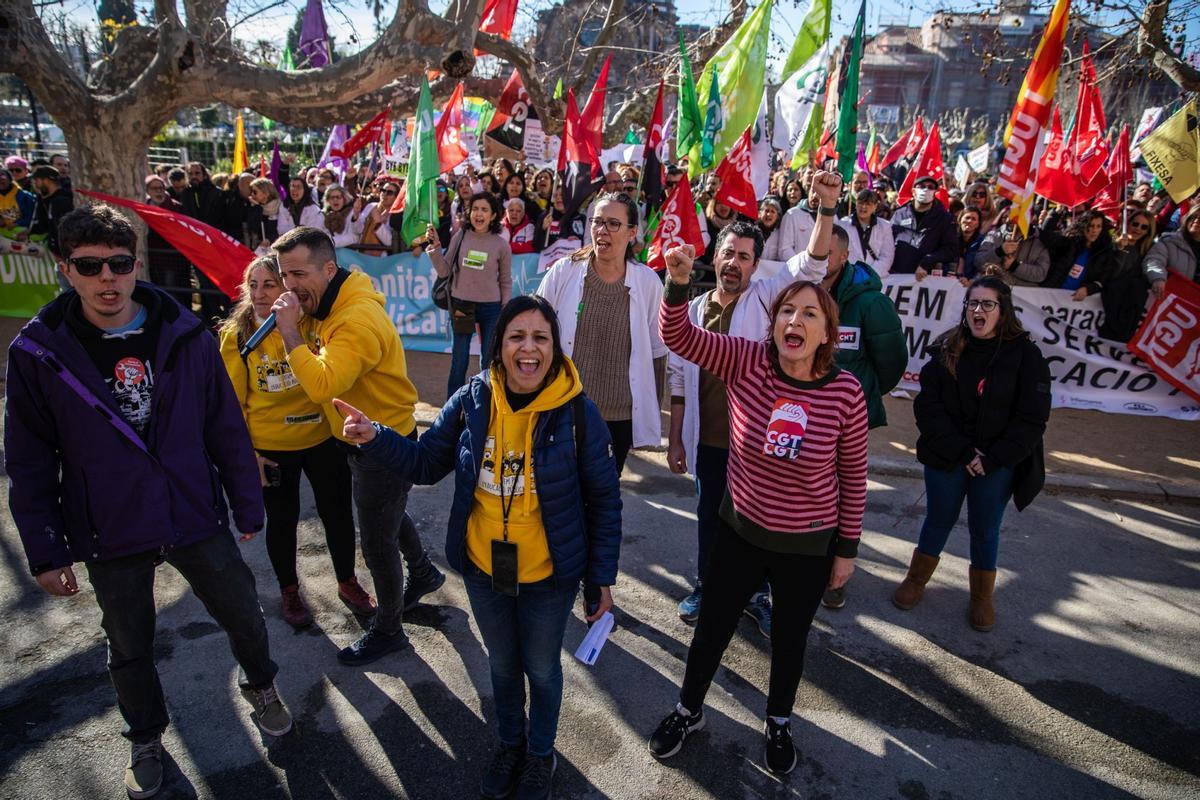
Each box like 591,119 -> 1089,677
462,561 -> 579,756
916,464 -> 1014,570
447,300 -> 502,398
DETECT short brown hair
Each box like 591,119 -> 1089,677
766,281 -> 840,377
58,203 -> 138,258
272,225 -> 337,266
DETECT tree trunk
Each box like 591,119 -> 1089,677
59,107 -> 155,201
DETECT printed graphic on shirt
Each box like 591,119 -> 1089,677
255,352 -> 300,393
763,397 -> 810,460
463,249 -> 489,270
838,326 -> 861,350
110,357 -> 155,433
478,436 -> 535,496
1068,263 -> 1085,279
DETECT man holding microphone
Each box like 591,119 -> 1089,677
270,226 -> 445,666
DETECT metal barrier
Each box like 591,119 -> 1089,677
0,141 -> 187,167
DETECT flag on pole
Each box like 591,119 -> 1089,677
231,114 -> 249,174
1138,101 -> 1199,203
553,78 -> 564,101
750,93 -> 772,199
298,0 -> 331,68
897,123 -> 945,206
1069,41 -> 1109,188
835,0 -> 867,181
1092,125 -> 1131,226
881,116 -> 925,170
780,0 -> 831,80
699,69 -> 722,169
713,127 -> 758,218
1034,106 -> 1073,205
400,78 -> 439,243
688,0 -> 774,178
331,109 -> 391,161
558,89 -> 603,223
262,47 -> 295,131
773,44 -> 830,162
269,141 -> 285,197
487,69 -> 533,153
623,129 -> 641,145
580,55 -> 612,160
258,155 -> 267,179
476,0 -> 518,54
996,0 -> 1071,236
641,82 -> 667,217
865,124 -> 880,174
676,30 -> 704,159
319,125 -> 350,176
436,83 -> 469,174
647,176 -> 706,271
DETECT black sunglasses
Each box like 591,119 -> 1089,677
68,255 -> 137,276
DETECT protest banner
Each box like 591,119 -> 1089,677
0,240 -> 58,317
1127,273 -> 1200,404
882,275 -> 1200,420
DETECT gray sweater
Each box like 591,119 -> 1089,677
428,228 -> 513,304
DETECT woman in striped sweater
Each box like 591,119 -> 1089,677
647,202 -> 869,775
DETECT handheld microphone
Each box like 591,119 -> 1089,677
239,312 -> 277,358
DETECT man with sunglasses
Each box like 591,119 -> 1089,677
5,204 -> 291,799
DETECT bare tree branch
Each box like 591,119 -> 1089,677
572,0 -> 626,95
1136,0 -> 1200,91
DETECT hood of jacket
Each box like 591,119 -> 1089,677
834,260 -> 883,305
313,267 -> 383,321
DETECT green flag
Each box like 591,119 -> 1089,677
781,0 -> 831,81
677,30 -> 703,157
688,0 -> 774,177
263,45 -> 296,131
835,0 -> 866,181
623,128 -> 641,145
402,77 -> 438,245
700,69 -> 722,169
553,78 -> 564,101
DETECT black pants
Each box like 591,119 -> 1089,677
85,532 -> 277,742
606,419 -> 633,475
259,437 -> 357,589
679,526 -> 833,718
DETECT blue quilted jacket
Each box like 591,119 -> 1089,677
358,369 -> 622,588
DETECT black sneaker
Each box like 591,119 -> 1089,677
403,567 -> 446,611
647,706 -> 705,759
480,742 -> 524,799
764,718 -> 797,775
336,626 -> 410,666
513,751 -> 556,800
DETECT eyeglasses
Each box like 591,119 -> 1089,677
68,255 -> 137,276
964,299 -> 999,312
380,187 -> 398,196
590,217 -> 632,232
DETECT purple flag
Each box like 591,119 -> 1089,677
319,124 -> 351,176
856,144 -> 874,189
269,141 -> 285,197
298,0 -> 331,69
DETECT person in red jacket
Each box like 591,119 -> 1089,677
500,196 -> 537,255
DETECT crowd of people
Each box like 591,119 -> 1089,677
4,131 -> 1196,799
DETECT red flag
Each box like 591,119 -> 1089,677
642,81 -> 667,214
580,55 -> 612,163
814,127 -> 837,167
881,116 -> 925,170
474,0 -> 518,54
487,69 -> 532,152
897,123 -> 945,206
258,155 -> 267,178
647,176 -> 705,271
558,89 -> 602,222
714,127 -> 757,218
436,82 -> 469,174
1069,41 -> 1109,189
1127,272 -> 1200,401
867,137 -> 881,174
1035,106 -> 1076,206
330,108 -> 390,161
79,190 -> 252,300
1093,125 -> 1132,226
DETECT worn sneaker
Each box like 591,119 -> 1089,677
647,706 -> 705,759
821,586 -> 846,610
124,738 -> 163,799
513,751 -> 556,800
337,625 -> 410,666
338,577 -> 378,617
480,741 -> 525,799
240,683 -> 293,736
677,586 -> 702,622
744,592 -> 772,638
280,585 -> 313,629
403,566 -> 446,611
764,718 -> 797,775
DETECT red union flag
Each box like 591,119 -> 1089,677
714,126 -> 757,217
647,176 -> 704,271
78,189 -> 253,300
1127,273 -> 1200,403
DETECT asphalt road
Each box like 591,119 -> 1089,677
2,439 -> 1199,799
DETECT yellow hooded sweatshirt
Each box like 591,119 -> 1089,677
466,360 -> 582,583
287,269 -> 420,440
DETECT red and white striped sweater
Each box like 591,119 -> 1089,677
661,286 -> 869,557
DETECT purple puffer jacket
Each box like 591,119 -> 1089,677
5,284 -> 264,575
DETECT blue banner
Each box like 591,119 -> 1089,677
336,248 -> 548,353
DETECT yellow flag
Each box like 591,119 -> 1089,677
232,114 -> 249,174
1139,101 -> 1199,203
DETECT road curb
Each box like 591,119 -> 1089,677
414,407 -> 1198,506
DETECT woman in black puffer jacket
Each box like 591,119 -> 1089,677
1039,209 -> 1119,300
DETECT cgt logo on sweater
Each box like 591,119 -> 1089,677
763,398 -> 810,460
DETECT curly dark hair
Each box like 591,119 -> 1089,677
466,191 -> 503,234
57,203 -> 138,258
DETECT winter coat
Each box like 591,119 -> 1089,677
5,284 -> 264,575
1040,216 -> 1120,294
357,368 -> 622,589
1143,230 -> 1198,284
180,179 -> 225,228
914,335 -> 1051,511
889,201 -> 959,274
840,215 -> 896,277
976,230 -> 1051,286
829,261 -> 907,428
29,188 -> 75,257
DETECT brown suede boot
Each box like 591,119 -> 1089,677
968,567 -> 997,632
892,549 -> 940,610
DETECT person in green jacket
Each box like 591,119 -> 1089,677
809,218 -> 907,609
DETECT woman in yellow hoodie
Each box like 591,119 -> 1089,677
219,256 -> 376,628
335,295 -> 622,800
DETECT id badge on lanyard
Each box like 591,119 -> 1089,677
491,464 -> 523,596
